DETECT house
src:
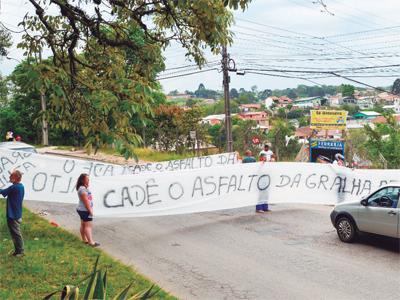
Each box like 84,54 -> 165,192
201,114 -> 226,125
239,103 -> 261,112
293,96 -> 327,108
376,92 -> 400,104
353,111 -> 381,120
238,111 -> 269,127
371,114 -> 400,125
342,97 -> 357,105
328,95 -> 342,107
382,100 -> 400,113
357,97 -> 375,109
264,96 -> 292,108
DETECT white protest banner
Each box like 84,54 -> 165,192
0,149 -> 238,204
91,162 -> 400,217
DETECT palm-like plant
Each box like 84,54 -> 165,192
43,255 -> 158,300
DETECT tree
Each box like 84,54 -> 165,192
392,78 -> 400,95
340,84 -> 355,98
363,114 -> 400,168
287,89 -> 298,99
194,85 -> 219,99
0,28 -> 12,57
20,0 -> 251,157
341,104 -> 359,116
258,89 -> 272,100
230,88 -> 239,99
1,60 -> 76,145
147,104 -> 207,153
232,118 -> 262,154
0,75 -> 9,106
169,89 -> 179,96
267,118 -> 298,160
208,123 -> 225,151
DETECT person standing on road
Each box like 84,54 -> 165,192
242,150 -> 269,213
76,173 -> 100,247
0,170 -> 25,257
259,144 -> 274,162
242,149 -> 256,163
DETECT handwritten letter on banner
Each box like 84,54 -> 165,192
91,162 -> 399,217
0,149 -> 237,204
0,149 -> 398,217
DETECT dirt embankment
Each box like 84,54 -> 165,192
37,147 -> 148,165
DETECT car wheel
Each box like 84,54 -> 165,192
336,217 -> 357,243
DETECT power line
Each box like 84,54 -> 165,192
157,68 -> 218,80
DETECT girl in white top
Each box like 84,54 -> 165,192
76,173 -> 100,247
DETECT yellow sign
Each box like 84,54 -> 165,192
310,110 -> 347,130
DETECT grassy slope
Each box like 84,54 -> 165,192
0,201 -> 177,300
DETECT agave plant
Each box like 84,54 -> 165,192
43,255 -> 158,300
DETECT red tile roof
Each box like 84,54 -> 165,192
371,115 -> 400,124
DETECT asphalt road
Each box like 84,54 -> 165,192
25,202 -> 400,300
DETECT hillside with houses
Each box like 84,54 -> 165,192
164,82 -> 400,168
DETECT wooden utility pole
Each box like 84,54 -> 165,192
222,45 -> 233,152
38,50 -> 49,146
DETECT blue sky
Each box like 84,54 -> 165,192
1,0 -> 400,93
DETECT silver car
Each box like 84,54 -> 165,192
330,185 -> 400,242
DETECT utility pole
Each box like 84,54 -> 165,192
38,50 -> 49,146
222,45 -> 233,152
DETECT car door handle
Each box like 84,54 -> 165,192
388,211 -> 397,215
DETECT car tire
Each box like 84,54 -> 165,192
336,216 -> 357,243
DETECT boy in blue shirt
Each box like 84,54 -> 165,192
0,170 -> 25,257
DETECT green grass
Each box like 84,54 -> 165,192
98,147 -> 199,162
132,148 -> 196,162
53,145 -> 218,162
0,201 -> 177,300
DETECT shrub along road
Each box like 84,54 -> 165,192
25,202 -> 399,300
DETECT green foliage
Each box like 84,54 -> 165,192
392,78 -> 400,95
44,255 -> 158,300
202,99 -> 239,116
340,104 -> 359,116
272,84 -> 337,98
207,123 -> 225,151
238,90 -> 257,104
0,60 -> 77,145
340,84 -> 355,98
229,88 -> 239,99
0,28 -> 12,57
232,118 -> 264,153
207,117 -> 265,153
145,105 -> 208,153
362,114 -> 400,168
0,74 -> 9,105
17,0 -> 251,157
267,118 -> 299,160
194,83 -> 220,99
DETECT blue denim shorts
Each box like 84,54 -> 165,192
77,210 -> 93,222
